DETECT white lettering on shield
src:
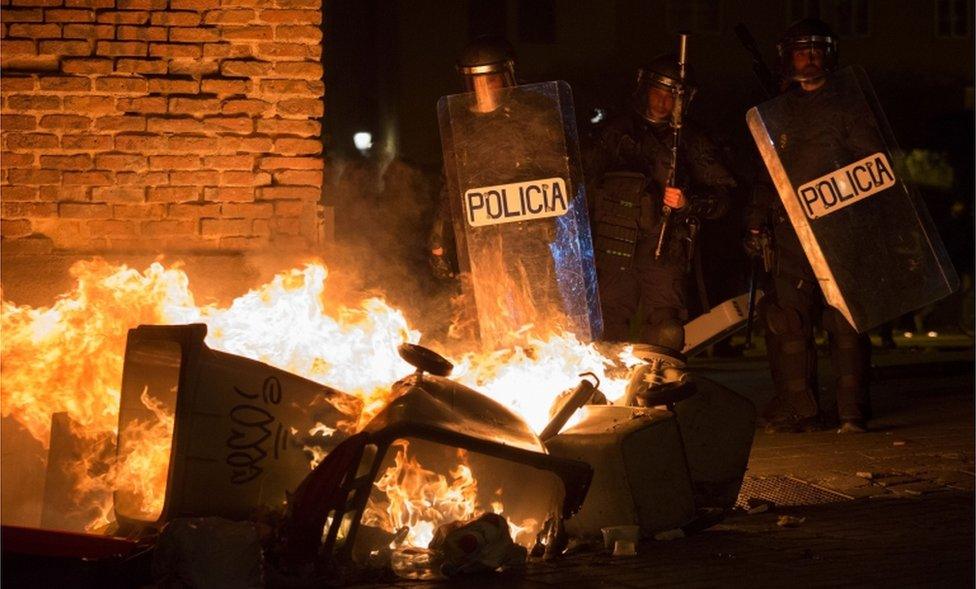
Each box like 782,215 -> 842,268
465,177 -> 569,227
795,152 -> 896,220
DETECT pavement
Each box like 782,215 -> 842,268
351,338 -> 975,588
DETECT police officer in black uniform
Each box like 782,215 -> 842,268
746,19 -> 874,433
585,54 -> 736,350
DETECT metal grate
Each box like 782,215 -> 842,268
735,475 -> 854,509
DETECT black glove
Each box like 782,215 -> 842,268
428,251 -> 456,280
743,229 -> 764,258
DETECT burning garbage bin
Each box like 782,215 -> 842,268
113,324 -> 359,531
273,344 -> 592,578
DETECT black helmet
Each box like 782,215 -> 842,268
777,18 -> 838,82
632,53 -> 697,125
457,35 -> 517,90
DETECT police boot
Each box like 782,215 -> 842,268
824,309 -> 871,433
763,302 -> 820,429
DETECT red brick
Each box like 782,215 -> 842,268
272,0 -> 318,6
203,155 -> 252,170
306,45 -> 320,60
64,94 -> 115,113
1,186 -> 40,200
1,219 -> 33,238
112,203 -> 166,219
149,11 -> 200,26
255,42 -> 305,59
60,135 -> 109,150
0,152 -> 34,167
12,0 -> 61,7
59,202 -> 111,217
170,170 -> 218,185
88,219 -> 138,235
1,115 -> 36,131
95,153 -> 147,170
5,133 -> 58,149
2,202 -> 56,217
114,58 -> 167,74
259,185 -> 318,199
117,0 -> 167,8
38,114 -> 91,129
147,78 -> 199,94
222,201 -> 272,217
148,155 -> 200,170
167,59 -> 218,76
96,11 -> 149,24
262,79 -> 322,96
219,235 -> 267,249
0,40 -> 36,56
220,170 -> 270,185
220,98 -> 270,116
62,170 -> 112,185
117,25 -> 167,41
269,216 -> 301,234
274,137 -> 321,155
169,0 -> 219,9
61,58 -> 113,74
168,26 -> 220,42
200,217 -> 249,236
272,200 -> 305,216
237,136 -> 273,152
167,135 -> 217,153
95,115 -> 146,131
168,202 -> 220,217
201,79 -> 249,94
117,96 -> 166,113
95,77 -> 149,93
219,0 -> 261,5
1,77 -> 37,92
147,186 -> 199,202
7,23 -> 60,36
276,98 -> 323,117
38,40 -> 92,55
274,24 -> 320,41
38,76 -> 92,91
203,186 -> 252,201
258,156 -> 322,170
114,134 -> 167,151
203,9 -> 254,24
2,54 -> 60,70
40,154 -> 91,170
65,0 -> 115,8
203,43 -> 252,59
259,9 -> 319,24
168,97 -> 220,115
221,25 -> 270,41
140,218 -> 196,235
211,116 -> 254,134
62,23 -> 115,38
116,170 -> 167,185
273,61 -> 322,80
220,59 -> 271,77
39,185 -> 92,200
255,119 -> 319,136
92,186 -> 147,202
6,94 -> 59,110
45,9 -> 94,22
149,43 -> 201,58
2,9 -> 42,22
274,169 -> 322,186
146,117 -> 205,133
96,40 -> 147,56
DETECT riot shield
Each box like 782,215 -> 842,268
438,81 -> 602,349
746,67 -> 958,332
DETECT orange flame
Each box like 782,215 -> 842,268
1,258 -> 630,541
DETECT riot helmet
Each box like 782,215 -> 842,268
457,36 -> 517,112
632,54 -> 697,125
778,18 -> 838,84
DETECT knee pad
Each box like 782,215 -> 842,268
644,309 -> 684,351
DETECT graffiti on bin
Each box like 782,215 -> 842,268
226,376 -> 290,484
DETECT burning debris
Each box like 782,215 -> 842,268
1,259 -> 756,583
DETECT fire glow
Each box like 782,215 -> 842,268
1,259 -> 629,545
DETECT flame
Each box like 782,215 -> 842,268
1,258 -> 631,542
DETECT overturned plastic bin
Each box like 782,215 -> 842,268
275,344 -> 592,571
114,324 -> 359,531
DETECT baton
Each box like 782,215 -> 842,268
655,32 -> 689,260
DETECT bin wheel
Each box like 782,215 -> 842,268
397,343 -> 453,377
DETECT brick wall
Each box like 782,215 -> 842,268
0,0 -> 323,253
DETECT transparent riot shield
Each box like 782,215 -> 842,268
438,81 -> 602,349
746,67 -> 958,332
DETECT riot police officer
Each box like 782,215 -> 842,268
428,36 -> 518,281
585,54 -> 736,350
746,19 -> 873,433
